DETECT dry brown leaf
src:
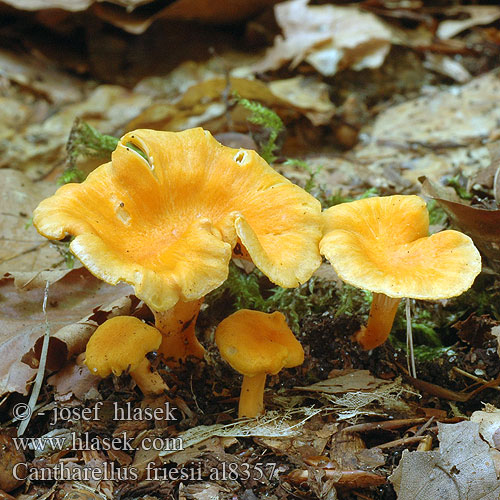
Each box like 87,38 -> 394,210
252,0 -> 393,76
0,430 -> 26,492
389,421 -> 500,499
420,175 -> 500,270
424,53 -> 471,83
354,72 -> 500,187
268,76 -> 335,126
0,48 -> 85,105
257,423 -> 337,462
0,267 -> 135,396
0,98 -> 32,142
295,370 -> 390,394
368,72 -> 500,147
47,353 -> 100,401
471,405 -> 500,450
2,85 -> 151,176
0,170 -> 62,275
437,6 -> 500,40
92,0 -> 276,35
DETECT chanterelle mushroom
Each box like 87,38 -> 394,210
33,128 -> 322,364
215,309 -> 304,418
320,195 -> 482,350
85,316 -> 168,395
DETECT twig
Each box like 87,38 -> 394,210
406,298 -> 417,378
452,366 -> 500,393
343,418 -> 428,433
17,281 -> 51,436
414,416 -> 434,437
375,433 -> 432,450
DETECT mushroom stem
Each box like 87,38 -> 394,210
355,293 -> 401,350
130,357 -> 169,395
239,373 -> 267,418
153,298 -> 205,365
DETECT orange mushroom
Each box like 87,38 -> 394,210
85,316 -> 168,395
215,309 -> 304,418
320,195 -> 481,350
33,128 -> 322,364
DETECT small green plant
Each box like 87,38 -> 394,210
207,263 -> 339,331
446,174 -> 473,200
58,119 -> 119,185
427,199 -> 448,226
235,96 -> 284,164
51,240 -> 75,269
283,158 -> 322,193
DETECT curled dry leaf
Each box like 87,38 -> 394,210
420,175 -> 500,270
252,0 -> 393,76
471,404 -> 500,450
2,85 -> 151,177
128,74 -> 334,133
389,421 -> 500,499
0,48 -> 85,105
93,0 -> 276,35
437,6 -> 500,40
0,267 -> 135,396
452,313 -> 497,347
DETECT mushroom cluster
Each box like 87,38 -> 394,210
320,195 -> 482,350
33,128 -> 323,365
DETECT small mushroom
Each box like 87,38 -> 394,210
320,195 -> 482,350
33,128 -> 322,365
215,309 -> 304,418
85,316 -> 168,395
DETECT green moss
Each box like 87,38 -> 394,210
58,119 -> 119,184
234,96 -> 284,164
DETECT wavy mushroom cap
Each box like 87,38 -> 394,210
33,128 -> 322,311
215,309 -> 304,377
85,316 -> 162,377
320,195 -> 481,299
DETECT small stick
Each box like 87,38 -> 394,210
452,367 -> 500,393
343,418 -> 428,433
406,298 -> 417,378
414,416 -> 434,437
17,281 -> 51,436
375,434 -> 430,450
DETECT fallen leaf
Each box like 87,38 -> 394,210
268,76 -> 335,126
452,313 -> 497,347
92,0 -> 276,34
354,72 -> 500,187
389,421 -> 500,499
0,267 -> 135,396
0,429 -> 26,492
437,6 -> 500,40
0,170 -> 61,275
2,85 -> 151,177
295,369 -> 390,394
0,48 -> 85,105
47,353 -> 101,401
252,0 -> 393,76
424,53 -> 471,83
471,404 -> 500,449
420,175 -> 500,270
